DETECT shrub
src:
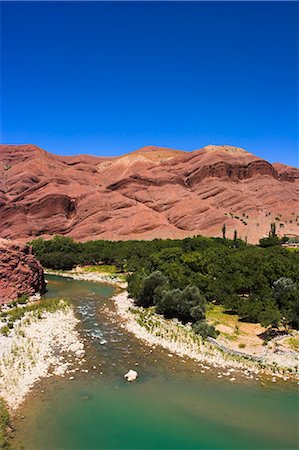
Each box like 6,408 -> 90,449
135,271 -> 169,308
0,326 -> 9,336
192,321 -> 219,339
155,285 -> 206,323
0,398 -> 11,449
17,294 -> 29,305
0,298 -> 70,328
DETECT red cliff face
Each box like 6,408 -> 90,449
0,144 -> 298,244
0,239 -> 45,304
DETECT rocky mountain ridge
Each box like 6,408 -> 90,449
0,144 -> 298,243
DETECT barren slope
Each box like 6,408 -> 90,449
0,144 -> 298,243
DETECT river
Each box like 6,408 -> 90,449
12,275 -> 299,449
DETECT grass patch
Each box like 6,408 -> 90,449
287,337 -> 299,351
0,326 -> 10,337
221,332 -> 238,342
0,298 -> 70,330
0,398 -> 11,449
117,274 -> 127,282
206,304 -> 239,327
7,294 -> 29,308
81,265 -> 118,274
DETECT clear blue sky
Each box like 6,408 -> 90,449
1,1 -> 298,166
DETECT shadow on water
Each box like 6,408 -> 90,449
12,275 -> 299,450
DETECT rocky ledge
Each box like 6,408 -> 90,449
0,239 -> 45,304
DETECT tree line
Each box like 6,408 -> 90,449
30,234 -> 299,336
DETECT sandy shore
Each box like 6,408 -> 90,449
113,292 -> 299,382
0,304 -> 85,410
44,269 -> 127,289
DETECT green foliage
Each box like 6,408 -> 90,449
222,223 -> 226,240
30,235 -> 299,330
9,294 -> 29,308
135,271 -> 169,308
233,229 -> 237,243
155,285 -> 206,323
0,398 -> 11,449
192,321 -> 219,339
259,236 -> 281,248
17,294 -> 29,305
0,298 -> 70,328
130,242 -> 298,330
30,236 -> 81,269
0,326 -> 9,337
273,277 -> 299,329
82,265 -> 118,274
270,222 -> 277,238
259,222 -> 282,247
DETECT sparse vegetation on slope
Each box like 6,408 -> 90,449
0,398 -> 11,449
1,298 -> 70,331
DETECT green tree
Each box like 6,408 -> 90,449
192,321 -> 219,339
273,277 -> 299,329
234,229 -> 237,245
155,285 -> 206,323
222,223 -> 226,240
270,222 -> 277,238
136,271 -> 169,308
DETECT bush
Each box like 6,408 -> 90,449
0,398 -> 11,449
155,285 -> 206,323
17,294 -> 29,305
0,326 -> 9,336
259,236 -> 281,247
135,271 -> 169,308
192,321 -> 219,339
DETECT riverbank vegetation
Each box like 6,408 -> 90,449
0,398 -> 11,449
0,298 -> 70,335
30,234 -> 299,336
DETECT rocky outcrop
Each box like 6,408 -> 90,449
272,162 -> 299,182
0,144 -> 298,243
0,239 -> 45,304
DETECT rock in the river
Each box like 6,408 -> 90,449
0,238 -> 45,304
124,369 -> 138,382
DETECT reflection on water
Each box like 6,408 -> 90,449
12,275 -> 299,450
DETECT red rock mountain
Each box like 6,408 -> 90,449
0,144 -> 298,243
0,239 -> 45,304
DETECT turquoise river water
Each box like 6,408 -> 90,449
12,275 -> 299,449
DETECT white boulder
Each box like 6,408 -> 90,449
124,369 -> 138,382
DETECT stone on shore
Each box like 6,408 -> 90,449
124,369 -> 138,381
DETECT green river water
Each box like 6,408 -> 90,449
12,275 -> 299,450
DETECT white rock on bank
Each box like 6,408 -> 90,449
124,369 -> 138,381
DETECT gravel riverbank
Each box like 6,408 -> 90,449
112,292 -> 299,382
44,269 -> 127,288
0,303 -> 84,410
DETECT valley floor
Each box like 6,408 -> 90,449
45,267 -> 299,382
1,266 -> 297,419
